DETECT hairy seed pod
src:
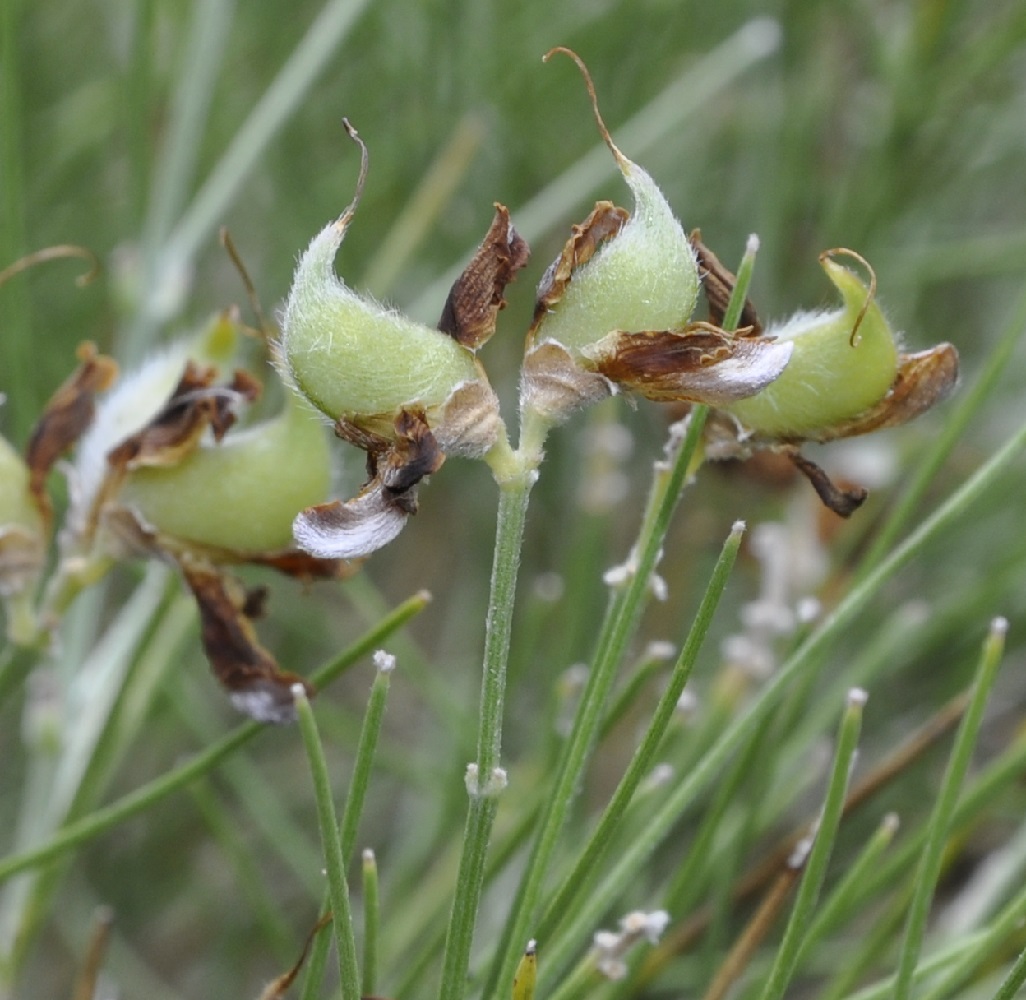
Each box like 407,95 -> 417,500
530,48 -> 700,352
120,390 -> 331,553
277,121 -> 490,440
725,250 -> 899,437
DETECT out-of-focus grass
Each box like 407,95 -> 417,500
2,0 -> 1026,998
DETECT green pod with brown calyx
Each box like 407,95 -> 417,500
725,249 -> 900,438
120,389 -> 332,554
277,120 -> 491,441
529,48 -> 700,352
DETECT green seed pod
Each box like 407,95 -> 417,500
72,312 -> 240,524
725,250 -> 900,438
277,121 -> 486,436
530,48 -> 700,352
120,389 -> 331,553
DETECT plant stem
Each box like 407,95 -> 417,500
294,687 -> 361,1000
756,689 -> 866,1000
362,849 -> 380,998
538,520 -> 745,936
892,616 -> 1007,1000
491,234 -> 760,1000
437,467 -> 536,1000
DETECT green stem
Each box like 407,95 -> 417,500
892,616 -> 1007,1000
538,520 -> 745,937
757,689 -> 865,1000
340,654 -> 394,863
490,407 -> 710,1000
294,688 -> 361,1000
993,947 -> 1026,1000
362,849 -> 380,998
437,469 -> 535,1000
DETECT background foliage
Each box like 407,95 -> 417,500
2,0 -> 1026,997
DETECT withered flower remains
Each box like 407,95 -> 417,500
23,315 -> 350,722
278,120 -> 529,557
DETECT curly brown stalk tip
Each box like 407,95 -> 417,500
543,46 -> 629,173
335,117 -> 370,232
0,245 -> 100,289
819,247 -> 877,347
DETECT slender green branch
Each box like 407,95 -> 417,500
437,468 -> 536,1000
340,652 -> 394,862
294,686 -> 361,1000
538,520 -> 745,936
534,416 -> 1026,990
892,616 -> 1008,1000
362,849 -> 380,998
992,945 -> 1026,1000
757,689 -> 865,1000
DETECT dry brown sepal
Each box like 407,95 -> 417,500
43,349 -> 350,719
527,201 -> 629,344
24,341 -> 117,527
294,408 -> 445,560
583,324 -> 791,405
179,557 -> 312,724
438,204 -> 530,349
690,230 -> 762,336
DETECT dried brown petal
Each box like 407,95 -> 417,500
528,201 -> 629,341
438,204 -> 530,349
106,363 -> 259,473
180,558 -> 312,723
583,324 -> 793,405
295,408 -> 444,559
521,340 -> 616,425
25,341 -> 118,524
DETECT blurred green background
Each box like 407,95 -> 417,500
3,0 -> 1026,997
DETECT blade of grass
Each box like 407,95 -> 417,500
534,418 -> 1026,993
756,689 -> 866,1000
294,685 -> 360,1000
892,616 -> 1009,1000
538,521 -> 745,938
361,849 -> 380,998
